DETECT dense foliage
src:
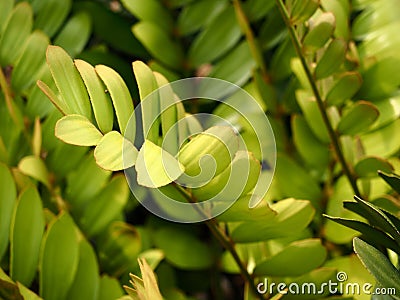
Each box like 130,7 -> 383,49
0,0 -> 399,299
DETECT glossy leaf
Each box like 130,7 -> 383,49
0,2 -> 33,66
337,101 -> 379,135
136,140 -> 184,188
315,39 -> 347,79
95,64 -> 134,137
378,171 -> 400,194
37,80 -> 69,115
39,212 -> 79,300
354,157 -> 393,178
10,187 -> 44,286
94,131 -> 138,171
55,114 -> 103,146
47,46 -> 92,118
0,163 -> 17,260
79,175 -> 129,237
326,72 -> 363,106
75,59 -> 113,133
254,239 -> 326,277
290,0 -> 319,25
303,12 -> 336,51
354,237 -> 400,299
18,156 -> 50,188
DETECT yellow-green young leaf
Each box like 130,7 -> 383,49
292,115 -> 330,170
95,65 -> 134,138
231,198 -> 315,243
11,31 -> 49,92
132,61 -> 159,144
188,6 -> 241,67
33,0 -> 71,38
136,140 -> 184,188
32,118 -> 42,157
40,212 -> 79,300
320,0 -> 349,39
10,187 -> 44,287
17,283 -> 43,300
94,131 -> 138,171
133,22 -> 183,70
326,72 -> 362,106
55,114 -> 103,146
0,2 -> 33,66
337,101 -> 379,135
75,60 -> 113,133
138,258 -> 163,300
18,156 -> 50,188
192,151 -> 261,201
303,12 -> 335,51
54,12 -> 92,58
37,80 -> 69,115
0,163 -> 17,260
254,239 -> 327,277
315,39 -> 347,79
0,0 -> 13,30
66,239 -> 99,300
154,72 -> 179,154
121,0 -> 173,31
178,126 -> 238,185
354,157 -> 394,178
79,175 -> 128,237
290,0 -> 319,25
46,46 -> 92,119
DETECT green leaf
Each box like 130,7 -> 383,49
315,39 -> 347,79
98,275 -> 124,300
354,237 -> 400,300
231,199 -> 315,243
66,239 -> 99,300
178,126 -> 238,186
79,175 -> 129,237
136,140 -> 184,188
75,59 -> 114,133
55,114 -> 103,146
40,212 -> 79,300
254,239 -> 326,277
324,215 -> 400,254
378,171 -> 400,194
47,45 -> 92,118
54,11 -> 92,57
136,258 -> 163,300
17,283 -> 43,300
0,163 -> 17,260
33,0 -> 71,37
18,156 -> 50,188
154,227 -> 214,270
37,80 -> 69,115
132,61 -> 159,144
326,72 -> 363,106
121,0 -> 173,31
303,12 -> 336,51
133,22 -> 183,70
354,157 -> 393,178
94,131 -> 138,171
0,279 -> 23,300
337,101 -> 379,135
95,64 -> 134,137
0,0 -> 13,30
0,2 -> 33,66
290,0 -> 319,25
188,6 -> 241,67
11,31 -> 49,92
10,187 -> 44,287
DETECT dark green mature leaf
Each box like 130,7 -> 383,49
0,163 -> 17,260
10,187 -> 44,287
337,101 -> 379,135
324,215 -> 400,253
354,238 -> 400,300
254,239 -> 326,277
154,227 -> 214,270
33,0 -> 71,37
378,171 -> 400,194
0,2 -> 33,66
40,212 -> 79,300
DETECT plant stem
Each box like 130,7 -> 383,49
173,183 -> 264,299
274,0 -> 361,197
233,0 -> 270,84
